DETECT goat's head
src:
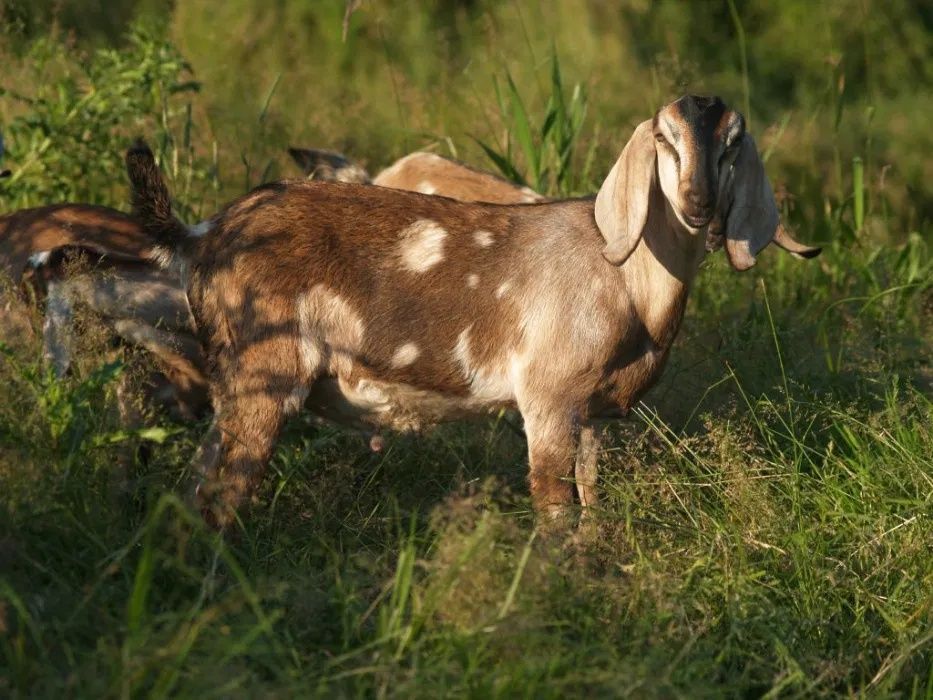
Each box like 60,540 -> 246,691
596,95 -> 820,269
287,147 -> 371,184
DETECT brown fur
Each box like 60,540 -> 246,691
373,152 -> 545,204
287,147 -> 371,184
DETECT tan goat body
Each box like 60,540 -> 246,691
127,95 -> 819,529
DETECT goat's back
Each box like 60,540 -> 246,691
374,152 -> 545,204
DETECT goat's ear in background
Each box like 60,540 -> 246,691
596,120 -> 657,265
287,147 -> 371,183
722,134 -> 821,270
288,147 -> 340,178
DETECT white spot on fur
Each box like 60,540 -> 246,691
398,219 -> 447,272
466,273 -> 480,288
390,342 -> 420,368
495,280 -> 513,299
28,251 -> 52,267
296,285 -> 365,377
187,220 -> 212,238
416,180 -> 437,195
453,326 -> 514,403
472,230 -> 494,247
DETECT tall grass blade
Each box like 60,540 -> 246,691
505,73 -> 540,190
497,530 -> 536,620
853,156 -> 865,232
473,137 -> 526,185
126,528 -> 155,636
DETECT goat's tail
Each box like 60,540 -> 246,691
125,140 -> 193,267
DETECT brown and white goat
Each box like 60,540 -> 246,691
128,95 -> 820,530
289,147 -> 546,204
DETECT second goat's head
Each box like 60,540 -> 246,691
596,95 -> 819,269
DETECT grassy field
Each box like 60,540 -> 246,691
1,2 -> 931,697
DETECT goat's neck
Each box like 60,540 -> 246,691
621,197 -> 707,348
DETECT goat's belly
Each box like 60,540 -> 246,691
305,376 -> 510,432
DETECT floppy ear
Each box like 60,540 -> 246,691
721,134 -> 780,271
595,120 -> 657,265
721,135 -> 821,270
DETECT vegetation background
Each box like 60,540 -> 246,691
0,1 -> 930,696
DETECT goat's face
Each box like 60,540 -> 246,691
595,95 -> 820,269
652,95 -> 742,230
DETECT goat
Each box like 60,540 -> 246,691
289,147 -> 546,204
127,95 -> 820,530
0,204 -> 209,418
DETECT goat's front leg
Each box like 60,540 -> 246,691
520,401 -> 580,530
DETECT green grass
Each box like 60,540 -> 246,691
1,3 -> 932,697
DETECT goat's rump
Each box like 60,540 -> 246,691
0,204 -> 159,282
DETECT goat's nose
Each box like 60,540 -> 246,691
686,189 -> 714,211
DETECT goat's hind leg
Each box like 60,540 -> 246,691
196,385 -> 292,529
573,422 -> 605,544
195,340 -> 310,529
575,422 -> 604,517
